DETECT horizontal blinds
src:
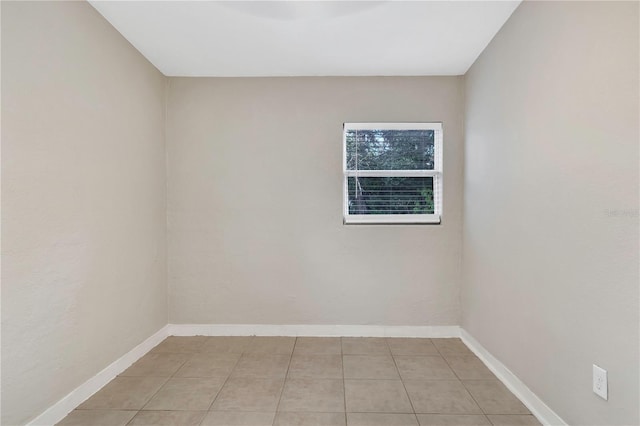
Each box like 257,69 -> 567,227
345,128 -> 436,171
347,177 -> 435,215
344,170 -> 438,177
343,123 -> 443,222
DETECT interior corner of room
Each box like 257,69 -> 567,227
1,1 -> 638,425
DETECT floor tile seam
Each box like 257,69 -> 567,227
276,410 -> 353,413
409,409 -> 490,414
200,410 -> 434,414
137,348 -> 196,412
431,341 -> 445,358
432,341 -> 473,359
347,410 -> 419,414
347,409 -> 494,415
386,337 -> 442,356
342,349 -> 392,354
119,349 -> 195,378
173,408 -> 520,415
288,354 -> 344,378
286,369 -> 344,379
438,349 -> 489,417
394,355 -> 459,380
391,354 -> 446,358
138,407 -> 213,412
398,376 -> 462,381
98,376 -> 168,413
345,378 -> 422,382
179,408 -> 523,415
344,376 -> 401,380
399,377 -> 496,416
230,373 -> 300,379
413,413 -> 493,426
485,413 -> 540,426
169,351 -> 200,378
343,353 -> 397,356
389,350 -> 417,416
345,409 -> 417,414
276,408 -> 351,413
438,350 -> 464,382
128,409 -> 208,412
231,353 -> 293,380
458,378 -> 505,417
340,337 -> 347,426
73,408 -> 139,411
205,408 -> 279,413
123,409 -> 141,426
485,414 -> 500,426
174,354 -> 241,379
344,355 -> 402,379
441,359 -> 497,381
204,350 -> 244,413
195,408 -> 208,426
273,337 -> 296,414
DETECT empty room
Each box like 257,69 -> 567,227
2,1 -> 638,425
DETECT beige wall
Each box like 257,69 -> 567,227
462,2 -> 639,425
167,77 -> 464,325
1,2 -> 167,424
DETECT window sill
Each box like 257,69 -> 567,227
343,214 -> 441,225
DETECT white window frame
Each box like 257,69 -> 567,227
343,122 -> 443,225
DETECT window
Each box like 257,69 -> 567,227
343,122 -> 443,225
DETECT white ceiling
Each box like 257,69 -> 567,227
89,1 -> 520,77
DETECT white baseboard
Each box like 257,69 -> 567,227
27,325 -> 169,426
168,323 -> 461,338
460,329 -> 567,426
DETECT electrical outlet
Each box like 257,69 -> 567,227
593,364 -> 608,400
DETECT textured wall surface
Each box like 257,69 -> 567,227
462,2 -> 639,425
167,77 -> 465,326
1,2 -> 167,424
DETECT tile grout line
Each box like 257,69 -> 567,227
124,337 -> 203,424
272,336 -> 296,423
435,339 -> 492,423
203,336 -> 254,419
67,336 -> 529,426
204,336 -> 254,425
133,346 -> 195,414
340,337 -> 347,425
387,338 -> 420,425
123,410 -> 140,426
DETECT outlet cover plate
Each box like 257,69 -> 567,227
593,364 -> 608,400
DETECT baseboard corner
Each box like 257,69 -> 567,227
26,325 -> 170,426
460,328 -> 567,426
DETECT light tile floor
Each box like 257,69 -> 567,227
58,337 -> 541,426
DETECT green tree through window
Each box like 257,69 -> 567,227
345,128 -> 436,216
